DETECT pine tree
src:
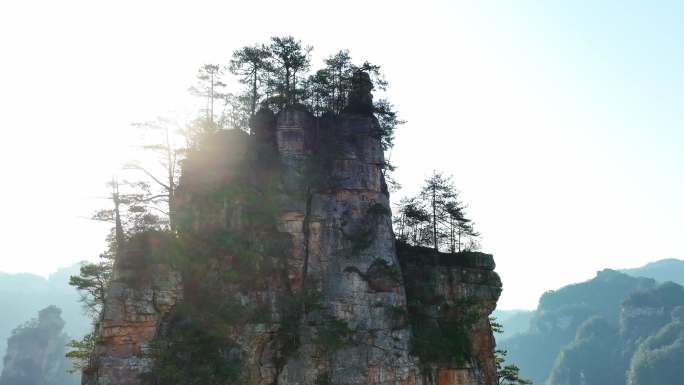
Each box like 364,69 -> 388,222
491,316 -> 533,385
268,36 -> 312,106
189,64 -> 226,125
420,171 -> 458,252
229,44 -> 272,116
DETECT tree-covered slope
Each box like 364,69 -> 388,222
626,306 -> 684,385
544,282 -> 684,385
545,316 -> 625,385
499,269 -> 655,385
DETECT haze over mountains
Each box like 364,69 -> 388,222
0,258 -> 681,384
620,258 -> 684,286
0,263 -> 90,373
495,258 -> 684,385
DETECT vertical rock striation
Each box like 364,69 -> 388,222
398,247 -> 501,385
272,106 -> 420,385
84,76 -> 501,385
81,240 -> 182,385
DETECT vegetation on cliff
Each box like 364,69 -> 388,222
67,35 -> 509,385
67,36 -> 408,384
393,172 -> 479,253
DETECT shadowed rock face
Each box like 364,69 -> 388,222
83,105 -> 501,385
398,246 -> 502,385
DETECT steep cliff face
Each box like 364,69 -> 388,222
83,90 -> 501,385
81,247 -> 182,385
398,246 -> 501,385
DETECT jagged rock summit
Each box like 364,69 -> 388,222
83,80 -> 502,385
0,306 -> 78,385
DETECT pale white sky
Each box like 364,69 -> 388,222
1,0 -> 682,309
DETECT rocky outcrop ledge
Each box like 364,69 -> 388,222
82,84 -> 501,385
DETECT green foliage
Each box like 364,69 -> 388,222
344,225 -> 374,255
626,306 -> 684,385
624,281 -> 684,309
305,50 -> 353,115
500,270 -> 656,385
274,286 -> 322,358
537,269 -> 655,316
490,316 -> 504,334
496,350 -> 533,385
146,308 -> 243,385
226,37 -> 403,151
407,300 -> 476,368
230,44 -> 272,117
315,372 -> 331,385
411,319 -> 471,367
367,258 -> 402,285
69,259 -> 112,319
267,36 -> 312,106
342,203 -> 392,255
546,316 -> 623,385
373,98 -> 404,151
75,36 -> 405,383
65,332 -> 97,373
394,171 -> 477,253
494,322 -> 532,385
500,273 -> 684,385
314,311 -> 353,352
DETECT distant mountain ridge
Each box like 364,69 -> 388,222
621,258 -> 684,286
495,258 -> 684,342
491,309 -> 533,341
496,258 -> 684,385
499,269 -> 655,385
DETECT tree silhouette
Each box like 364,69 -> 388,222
229,44 -> 272,116
189,64 -> 226,125
268,36 -> 312,106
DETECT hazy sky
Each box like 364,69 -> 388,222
1,0 -> 682,309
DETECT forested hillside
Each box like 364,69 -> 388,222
497,265 -> 684,385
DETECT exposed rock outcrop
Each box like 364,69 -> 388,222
83,79 -> 501,385
398,246 -> 501,385
81,241 -> 182,385
0,306 -> 79,385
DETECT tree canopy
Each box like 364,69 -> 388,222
394,171 -> 478,253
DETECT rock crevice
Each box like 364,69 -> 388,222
83,106 -> 501,385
